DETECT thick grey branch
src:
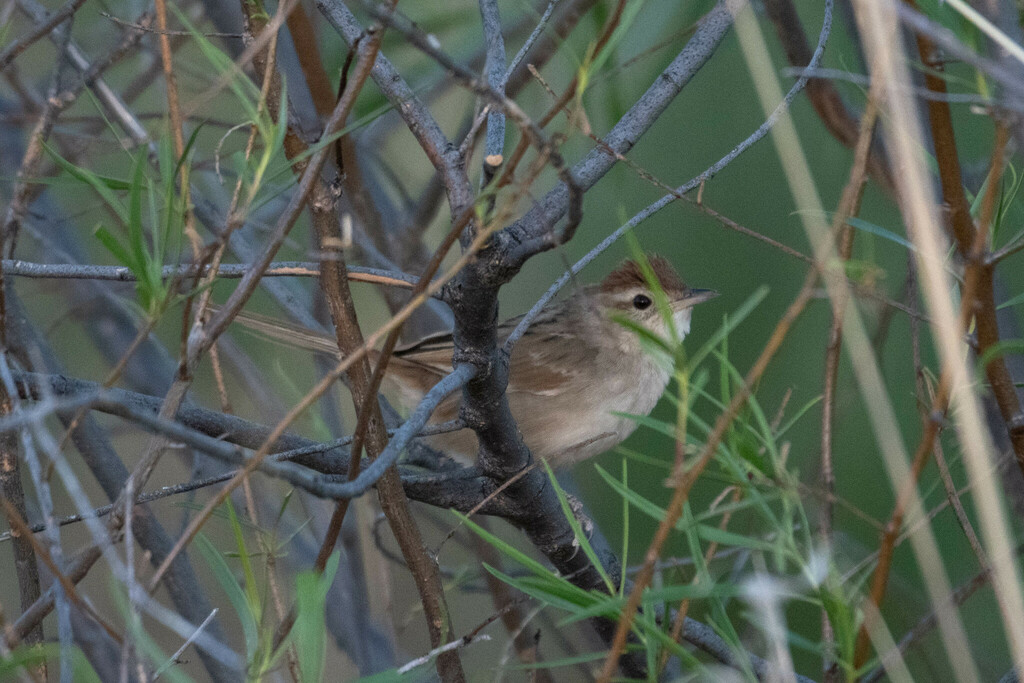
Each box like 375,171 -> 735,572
502,0 -> 746,263
479,0 -> 507,163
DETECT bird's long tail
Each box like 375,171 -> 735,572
212,307 -> 344,358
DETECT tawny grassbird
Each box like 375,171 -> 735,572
238,255 -> 716,467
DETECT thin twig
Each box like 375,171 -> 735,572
152,609 -> 218,680
852,115 -> 1010,672
817,90 -> 880,681
0,259 -> 422,288
0,0 -> 88,72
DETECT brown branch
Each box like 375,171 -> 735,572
285,0 -> 441,336
0,389 -> 43,655
853,119 -> 1011,671
764,0 -> 895,196
285,2 -> 336,116
242,4 -> 463,676
140,8 -> 387,594
316,0 -> 474,217
306,77 -> 468,683
162,5 -> 464,677
153,0 -> 200,255
901,0 -> 1024,478
0,499 -> 122,646
314,214 -> 470,570
498,0 -> 627,189
862,565 -> 992,683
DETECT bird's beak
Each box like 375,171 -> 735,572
672,288 -> 718,311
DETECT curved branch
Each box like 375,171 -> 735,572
502,0 -> 746,263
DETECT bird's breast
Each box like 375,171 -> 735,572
511,353 -> 671,466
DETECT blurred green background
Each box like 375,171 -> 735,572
5,0 -> 1024,678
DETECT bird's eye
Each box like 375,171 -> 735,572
632,294 -> 652,310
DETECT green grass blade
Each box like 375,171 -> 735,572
544,460 -> 615,592
293,552 -> 339,683
196,533 -> 259,658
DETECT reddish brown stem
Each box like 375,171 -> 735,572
853,121 -> 1010,671
901,0 -> 1024,475
498,0 -> 626,188
240,2 -> 465,678
764,0 -> 894,196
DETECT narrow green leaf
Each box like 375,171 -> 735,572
688,286 -> 768,370
978,338 -> 1024,371
293,552 -> 339,683
94,226 -> 135,270
110,586 -> 193,683
127,151 -> 149,291
175,122 -> 205,179
225,498 -> 261,618
584,1 -> 645,86
455,512 -> 555,579
43,142 -> 128,221
840,216 -> 916,250
169,4 -> 261,123
997,290 -> 1024,311
483,564 -> 598,613
543,460 -> 614,592
595,464 -> 668,523
774,395 -> 823,439
15,172 -> 131,191
272,78 -> 289,157
609,313 -> 673,354
196,533 -> 259,658
619,459 -> 629,594
696,524 -> 778,552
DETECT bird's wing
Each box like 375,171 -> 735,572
505,330 -> 580,396
500,314 -> 584,397
393,309 -> 591,399
387,334 -> 462,421
227,306 -> 584,399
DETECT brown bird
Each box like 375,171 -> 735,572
233,255 -> 716,467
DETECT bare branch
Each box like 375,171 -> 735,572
1,259 -> 423,289
0,0 -> 88,73
315,0 -> 474,215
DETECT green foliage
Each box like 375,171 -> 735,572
197,533 -> 263,672
108,583 -> 195,683
576,1 -> 645,100
194,499 -> 299,681
294,553 -> 340,683
44,134 -> 190,318
0,643 -> 102,683
459,295 -> 872,678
